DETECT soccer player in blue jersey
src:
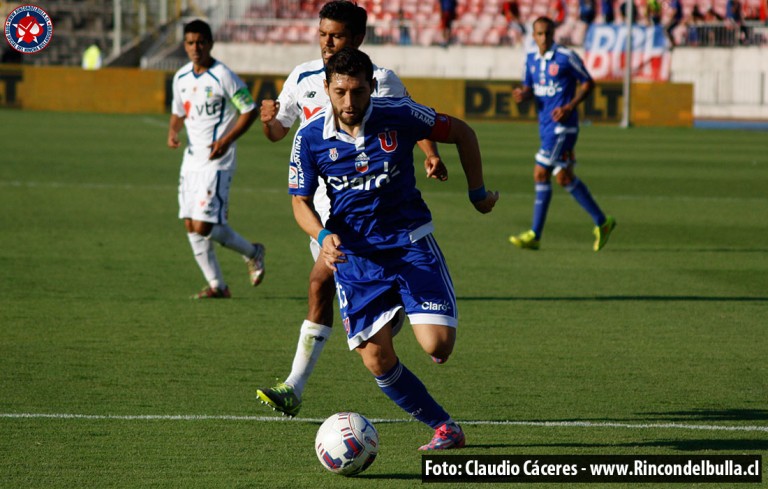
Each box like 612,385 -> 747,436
289,47 -> 498,450
257,0 -> 446,418
510,16 -> 616,251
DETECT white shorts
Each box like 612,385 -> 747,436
309,236 -> 321,262
178,166 -> 234,224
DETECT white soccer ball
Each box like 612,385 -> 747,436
315,412 -> 379,476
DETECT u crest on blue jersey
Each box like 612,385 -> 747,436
548,63 -> 560,76
355,152 -> 370,173
377,130 -> 398,153
329,148 -> 338,161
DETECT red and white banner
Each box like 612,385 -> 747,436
583,24 -> 671,82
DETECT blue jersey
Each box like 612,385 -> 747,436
523,43 -> 593,138
289,97 -> 448,255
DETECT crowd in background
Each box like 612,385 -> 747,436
219,0 -> 768,47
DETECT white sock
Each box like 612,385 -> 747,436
285,320 -> 333,398
188,232 -> 225,289
208,224 -> 256,258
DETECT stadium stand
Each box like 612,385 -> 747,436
2,0 -> 764,66
213,0 -> 766,47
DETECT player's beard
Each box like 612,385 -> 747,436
335,105 -> 365,127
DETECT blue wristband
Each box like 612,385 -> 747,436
317,229 -> 331,246
468,185 -> 486,203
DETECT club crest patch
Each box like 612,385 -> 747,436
548,63 -> 560,76
4,5 -> 53,54
355,152 -> 370,173
329,148 -> 338,161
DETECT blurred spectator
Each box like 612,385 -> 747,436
550,0 -> 567,26
726,0 -> 748,44
705,7 -> 724,21
600,0 -> 615,23
579,0 -> 597,24
619,1 -> 638,22
686,4 -> 706,45
665,0 -> 682,47
438,0 -> 457,46
742,0 -> 765,20
81,43 -> 102,70
502,0 -> 526,36
398,8 -> 412,45
646,0 -> 661,25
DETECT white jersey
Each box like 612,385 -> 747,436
172,60 -> 256,171
276,58 -> 408,224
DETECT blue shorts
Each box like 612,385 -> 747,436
536,126 -> 579,169
334,234 -> 458,349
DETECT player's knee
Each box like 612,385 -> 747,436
533,166 -> 550,183
360,350 -> 397,377
556,172 -> 573,187
419,335 -> 454,361
190,220 -> 213,236
428,342 -> 454,362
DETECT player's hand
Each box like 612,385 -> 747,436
471,190 -> 499,214
512,87 -> 526,104
552,106 -> 572,123
167,133 -> 180,149
208,139 -> 230,160
260,99 -> 280,123
424,154 -> 448,181
321,234 -> 346,271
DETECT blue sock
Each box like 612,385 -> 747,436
531,182 -> 552,238
375,360 -> 449,429
566,178 -> 606,226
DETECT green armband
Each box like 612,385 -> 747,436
231,87 -> 255,112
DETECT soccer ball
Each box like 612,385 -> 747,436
315,412 -> 379,476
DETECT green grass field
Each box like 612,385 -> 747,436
1,109 -> 766,488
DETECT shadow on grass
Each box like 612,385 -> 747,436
468,409 -> 768,451
359,473 -> 422,480
458,295 -> 768,302
471,439 -> 768,451
640,408 -> 768,422
535,408 -> 768,424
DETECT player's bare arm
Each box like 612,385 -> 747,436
513,85 -> 532,104
260,100 -> 291,142
292,194 -> 346,270
208,109 -> 257,159
553,79 -> 594,122
437,116 -> 499,214
417,139 -> 448,181
167,114 -> 185,149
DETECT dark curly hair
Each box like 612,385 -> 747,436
319,1 -> 368,39
325,47 -> 373,84
183,19 -> 213,42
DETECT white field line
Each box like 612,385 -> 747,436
1,413 -> 766,433
2,179 -> 767,203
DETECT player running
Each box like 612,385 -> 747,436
256,0 -> 446,417
289,47 -> 497,450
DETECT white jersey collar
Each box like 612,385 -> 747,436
534,44 -> 558,61
321,100 -> 374,151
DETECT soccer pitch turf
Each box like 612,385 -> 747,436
1,109 -> 766,488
